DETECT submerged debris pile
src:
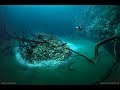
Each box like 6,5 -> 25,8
19,33 -> 72,63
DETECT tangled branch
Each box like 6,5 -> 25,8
94,34 -> 119,63
94,35 -> 120,84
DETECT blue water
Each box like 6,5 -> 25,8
0,5 -> 117,85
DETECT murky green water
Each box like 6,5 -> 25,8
0,38 -> 114,85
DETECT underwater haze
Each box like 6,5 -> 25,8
0,5 -> 120,85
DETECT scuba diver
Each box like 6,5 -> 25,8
75,26 -> 82,32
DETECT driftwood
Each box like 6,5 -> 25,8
9,36 -> 47,44
66,48 -> 101,64
94,35 -> 120,84
95,34 -> 118,57
94,34 -> 119,64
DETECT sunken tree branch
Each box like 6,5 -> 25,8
95,34 -> 119,58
